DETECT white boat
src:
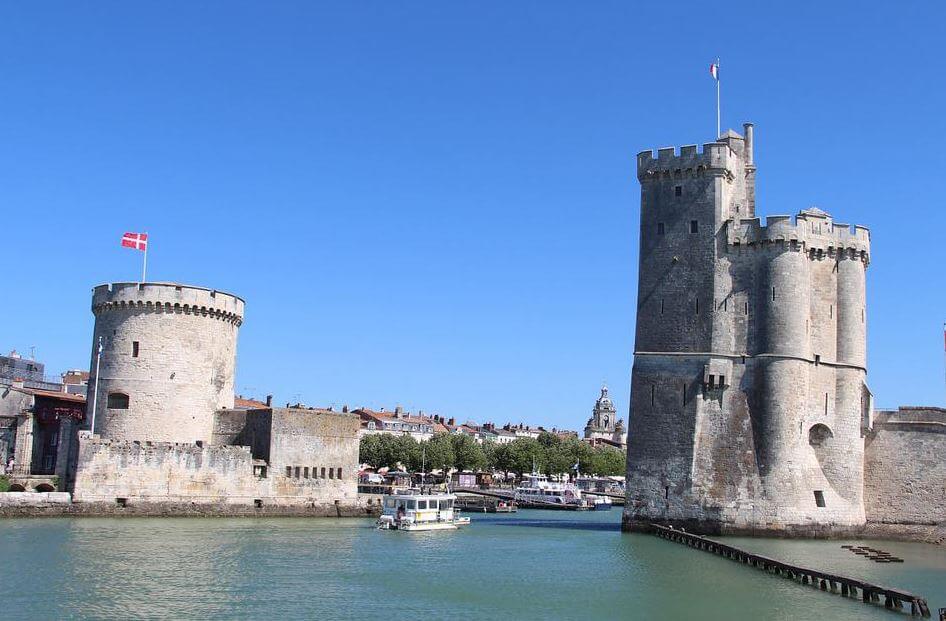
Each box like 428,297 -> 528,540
514,473 -> 589,508
376,489 -> 471,531
590,495 -> 613,511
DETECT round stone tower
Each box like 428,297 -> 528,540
86,282 -> 244,444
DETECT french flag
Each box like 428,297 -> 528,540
709,62 -> 719,81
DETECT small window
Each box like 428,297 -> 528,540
337,468 -> 343,479
329,468 -> 334,480
321,467 -> 326,479
657,222 -> 665,235
132,341 -> 139,357
814,490 -> 826,508
107,392 -> 129,409
814,354 -> 821,365
660,299 -> 664,315
418,500 -> 427,510
286,466 -> 292,478
708,374 -> 715,388
651,385 -> 655,407
690,220 -> 698,234
674,185 -> 682,197
294,467 -> 301,479
719,375 -> 725,387
771,287 -> 776,301
303,467 -> 309,479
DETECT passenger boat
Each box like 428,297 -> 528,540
514,472 -> 590,509
376,489 -> 471,531
590,495 -> 613,511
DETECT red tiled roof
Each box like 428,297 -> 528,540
234,396 -> 269,409
17,387 -> 86,403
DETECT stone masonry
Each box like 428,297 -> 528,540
624,125 -> 872,533
87,282 -> 243,445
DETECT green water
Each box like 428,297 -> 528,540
0,510 -> 944,620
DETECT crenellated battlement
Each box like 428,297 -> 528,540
727,208 -> 870,262
637,142 -> 738,182
82,434 -> 254,461
92,282 -> 244,325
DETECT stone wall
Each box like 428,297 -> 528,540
864,407 -> 946,525
72,407 -> 361,507
87,282 -> 243,445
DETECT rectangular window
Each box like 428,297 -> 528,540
690,220 -> 698,234
719,375 -> 725,387
771,287 -> 776,301
830,304 -> 833,319
294,466 -> 300,479
657,222 -> 665,235
660,299 -> 664,315
132,341 -> 139,357
321,467 -> 326,479
708,374 -> 715,388
744,301 -> 749,316
651,385 -> 655,407
329,468 -> 334,480
675,185 -> 682,197
682,383 -> 687,406
814,354 -> 821,365
285,466 -> 292,478
694,298 -> 699,315
824,393 -> 829,416
303,467 -> 309,479
814,490 -> 826,508
418,500 -> 427,510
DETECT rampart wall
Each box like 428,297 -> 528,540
864,407 -> 946,525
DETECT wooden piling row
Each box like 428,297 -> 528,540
650,524 -> 931,618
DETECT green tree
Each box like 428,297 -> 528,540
491,443 -> 515,478
507,438 -> 543,475
590,447 -> 626,476
451,433 -> 486,472
388,435 -> 421,471
359,434 -> 384,468
421,433 -> 455,473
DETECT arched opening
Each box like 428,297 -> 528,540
34,483 -> 55,493
8,484 -> 26,492
107,392 -> 129,409
808,424 -> 833,448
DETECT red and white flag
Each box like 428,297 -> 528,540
709,62 -> 719,81
121,232 -> 148,251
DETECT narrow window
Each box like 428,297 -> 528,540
682,383 -> 687,406
723,299 -> 728,311
694,298 -> 699,315
814,354 -> 821,366
814,490 -> 826,508
294,466 -> 300,479
829,304 -> 833,319
690,220 -> 698,234
824,393 -> 828,416
651,385 -> 655,407
337,468 -> 343,479
665,486 -> 670,499
660,299 -> 664,315
303,467 -> 309,479
708,374 -> 715,388
329,468 -> 334,480
771,287 -> 776,302
107,392 -> 129,409
132,341 -> 139,357
862,308 -> 865,323
286,466 -> 292,478
674,185 -> 682,197
744,301 -> 749,316
719,375 -> 725,387
321,467 -> 326,479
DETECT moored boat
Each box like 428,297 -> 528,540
514,472 -> 590,509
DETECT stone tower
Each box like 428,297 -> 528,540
624,125 -> 872,533
584,386 -> 627,446
86,282 -> 244,444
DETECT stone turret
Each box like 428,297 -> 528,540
86,282 -> 244,444
624,125 -> 871,534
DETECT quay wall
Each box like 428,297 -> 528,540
864,407 -> 946,525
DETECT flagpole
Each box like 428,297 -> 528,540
142,232 -> 148,282
716,57 -> 721,139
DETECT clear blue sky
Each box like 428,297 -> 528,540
2,2 -> 944,428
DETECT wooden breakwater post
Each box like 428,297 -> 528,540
650,524 -> 931,618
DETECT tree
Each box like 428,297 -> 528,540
421,433 -> 455,473
451,433 -> 486,472
590,447 -> 626,476
507,438 -> 543,475
359,434 -> 384,468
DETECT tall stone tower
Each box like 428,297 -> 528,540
87,282 -> 244,444
624,125 -> 872,533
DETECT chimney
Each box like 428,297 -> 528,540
448,417 -> 455,426
342,405 -> 349,413
743,122 -> 756,215
743,122 -> 754,166
265,395 -> 273,407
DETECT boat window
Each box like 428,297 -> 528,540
385,498 -> 395,508
407,500 -> 417,510
417,500 -> 427,510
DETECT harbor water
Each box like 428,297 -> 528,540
1,510 -> 944,620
